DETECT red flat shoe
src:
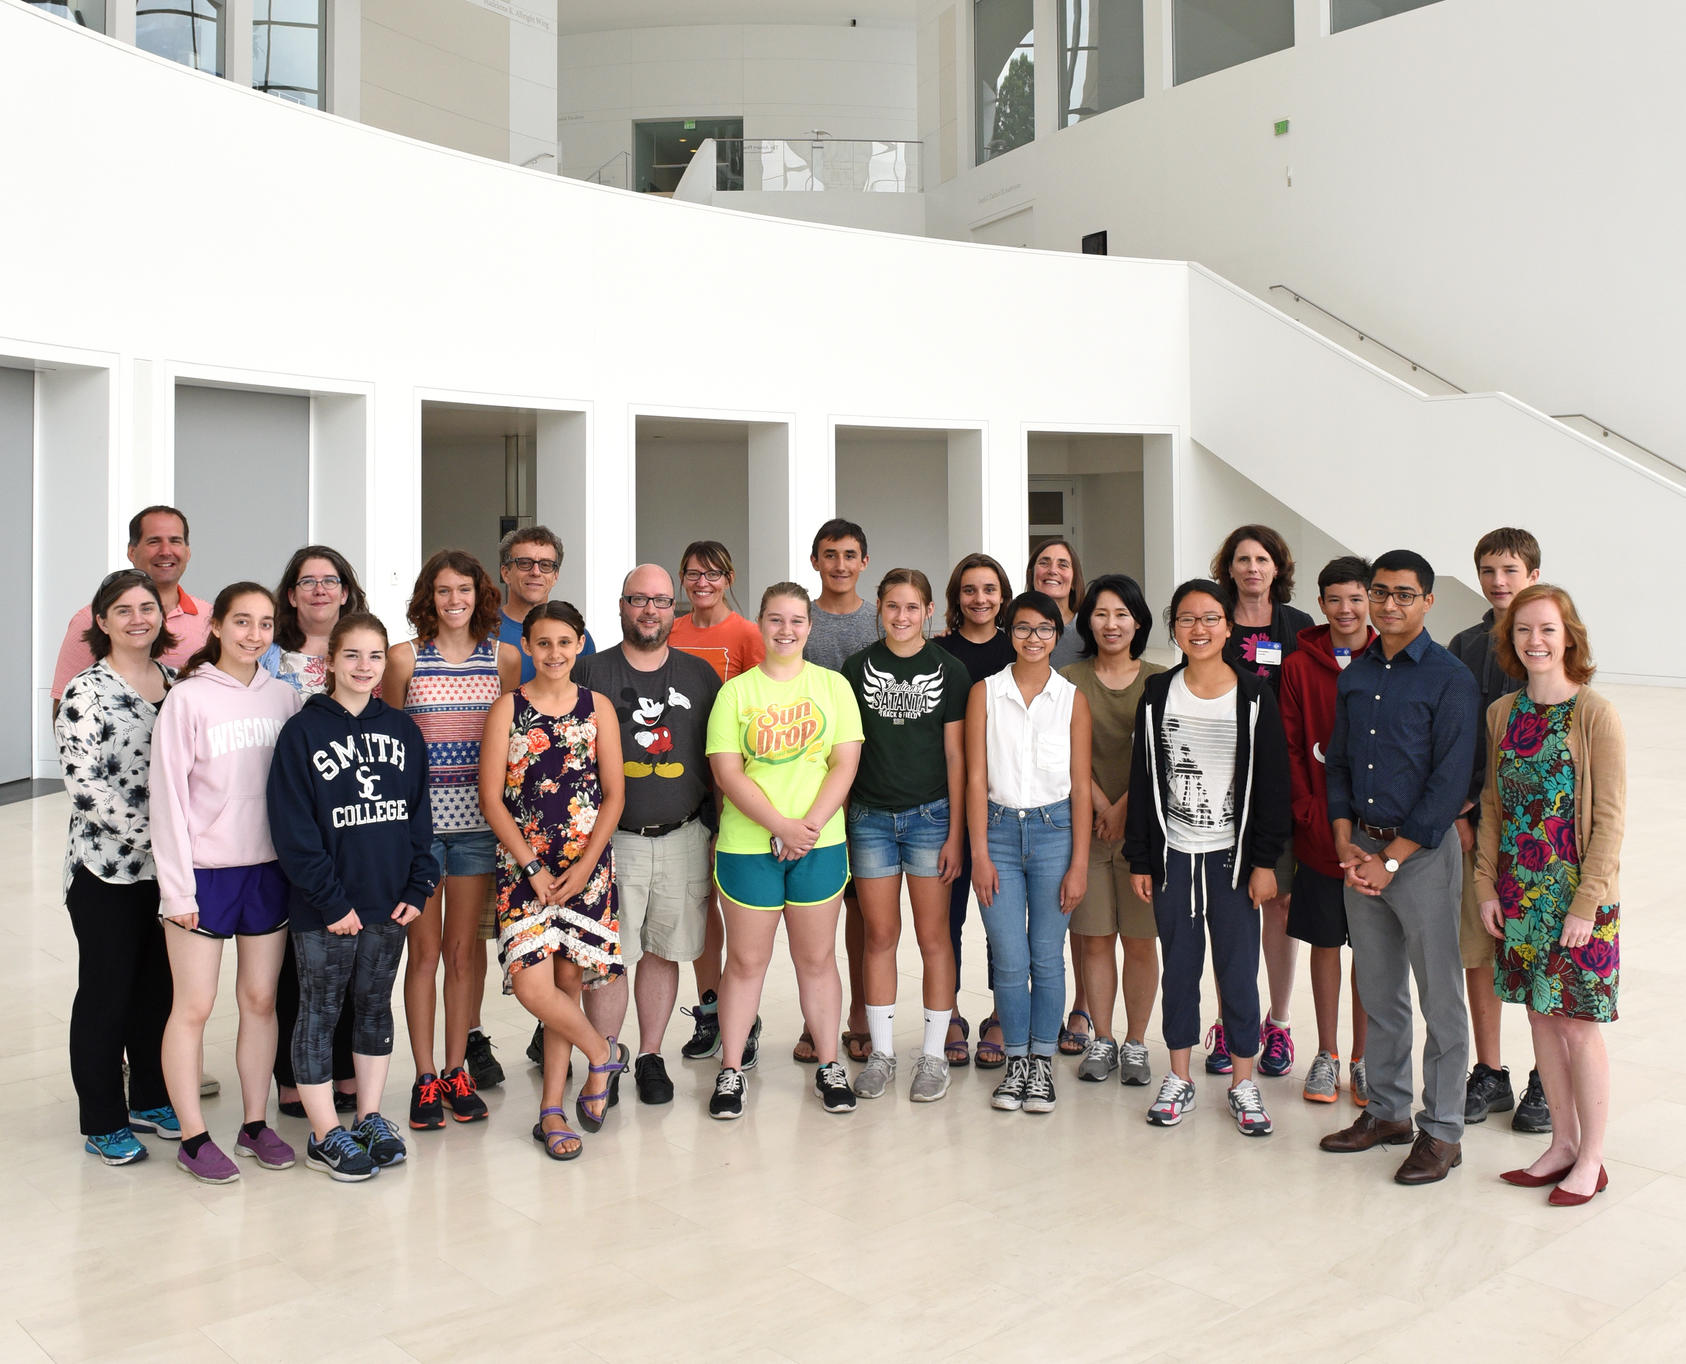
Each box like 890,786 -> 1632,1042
1500,1162 -> 1575,1187
1547,1166 -> 1609,1206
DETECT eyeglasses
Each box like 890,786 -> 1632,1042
99,568 -> 152,591
682,569 -> 726,584
622,594 -> 675,610
509,557 -> 560,575
1367,586 -> 1422,605
1011,622 -> 1057,640
1174,613 -> 1225,630
295,575 -> 342,591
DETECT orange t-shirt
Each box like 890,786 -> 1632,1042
670,611 -> 765,682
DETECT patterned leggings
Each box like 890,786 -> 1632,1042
289,920 -> 405,1085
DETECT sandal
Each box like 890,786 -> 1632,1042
532,1106 -> 582,1161
575,1036 -> 627,1134
791,1028 -> 818,1064
842,1031 -> 872,1064
945,1015 -> 972,1068
1058,1009 -> 1093,1056
975,1013 -> 1006,1070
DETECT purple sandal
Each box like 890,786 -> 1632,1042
575,1037 -> 628,1134
532,1106 -> 582,1161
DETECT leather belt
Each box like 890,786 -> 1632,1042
621,810 -> 699,839
1358,821 -> 1401,842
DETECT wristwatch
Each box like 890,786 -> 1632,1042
522,858 -> 545,879
1383,857 -> 1401,874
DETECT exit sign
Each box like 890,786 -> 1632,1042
1274,119 -> 1290,136
684,119 -> 697,130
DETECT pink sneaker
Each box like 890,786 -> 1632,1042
234,1125 -> 296,1170
1259,1021 -> 1295,1078
176,1138 -> 240,1184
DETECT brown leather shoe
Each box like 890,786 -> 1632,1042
1394,1130 -> 1463,1184
1319,1111 -> 1414,1153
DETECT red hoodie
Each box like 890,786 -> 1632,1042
1278,622 -> 1377,878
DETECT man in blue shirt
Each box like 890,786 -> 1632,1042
496,525 -> 595,683
1318,549 -> 1479,1185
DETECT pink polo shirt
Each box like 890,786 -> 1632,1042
51,589 -> 214,699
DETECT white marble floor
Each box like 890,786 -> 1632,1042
4,683 -> 1685,1362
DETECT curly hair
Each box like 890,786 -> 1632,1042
1494,583 -> 1595,684
1211,524 -> 1296,605
273,544 -> 368,651
406,549 -> 502,644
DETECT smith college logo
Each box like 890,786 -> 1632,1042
749,699 -> 827,764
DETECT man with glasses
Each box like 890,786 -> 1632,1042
543,566 -> 722,1102
52,505 -> 212,713
496,525 -> 595,684
1320,550 -> 1478,1184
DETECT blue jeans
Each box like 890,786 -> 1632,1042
979,799 -> 1073,1056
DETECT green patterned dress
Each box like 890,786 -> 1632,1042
1491,692 -> 1619,1021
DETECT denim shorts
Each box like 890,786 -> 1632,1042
430,827 -> 498,879
847,798 -> 952,880
715,843 -> 849,912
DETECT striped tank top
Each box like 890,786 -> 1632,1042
406,637 -> 501,832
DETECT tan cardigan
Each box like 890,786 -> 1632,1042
1473,686 -> 1626,921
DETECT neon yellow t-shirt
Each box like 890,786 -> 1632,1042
705,663 -> 864,854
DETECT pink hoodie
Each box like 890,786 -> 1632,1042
149,663 -> 302,919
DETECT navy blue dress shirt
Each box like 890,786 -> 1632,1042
1324,627 -> 1479,850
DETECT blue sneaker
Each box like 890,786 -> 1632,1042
85,1128 -> 149,1165
305,1127 -> 377,1182
1203,1022 -> 1233,1075
127,1105 -> 181,1140
354,1112 -> 407,1168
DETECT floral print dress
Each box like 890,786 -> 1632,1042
494,685 -> 620,985
1492,692 -> 1619,1021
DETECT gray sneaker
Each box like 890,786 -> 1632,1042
853,1051 -> 896,1099
1303,1050 -> 1340,1104
1118,1040 -> 1152,1087
1077,1036 -> 1120,1082
1350,1059 -> 1369,1108
907,1052 -> 950,1103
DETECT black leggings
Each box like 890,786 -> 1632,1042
65,867 -> 172,1136
946,834 -> 996,1008
274,931 -> 355,1087
290,921 -> 406,1087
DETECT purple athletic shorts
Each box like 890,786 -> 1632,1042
191,862 -> 289,938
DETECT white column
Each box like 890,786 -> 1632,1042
744,421 -> 796,602
310,392 -> 369,570
533,408 -> 592,617
946,427 -> 985,572
1141,432 -> 1176,625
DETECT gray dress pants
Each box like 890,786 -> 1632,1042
1344,830 -> 1469,1143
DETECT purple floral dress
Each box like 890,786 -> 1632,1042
1492,693 -> 1618,1021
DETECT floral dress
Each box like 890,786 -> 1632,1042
494,685 -> 620,985
1492,693 -> 1618,1021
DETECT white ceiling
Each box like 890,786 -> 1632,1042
553,2 -> 916,35
421,401 -> 539,441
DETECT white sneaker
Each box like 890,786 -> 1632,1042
908,1052 -> 950,1103
1227,1078 -> 1273,1137
1146,1073 -> 1196,1127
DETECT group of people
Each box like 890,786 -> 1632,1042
53,506 -> 1624,1202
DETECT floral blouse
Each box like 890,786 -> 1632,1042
54,660 -> 174,891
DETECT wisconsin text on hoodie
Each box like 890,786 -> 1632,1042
206,715 -> 286,758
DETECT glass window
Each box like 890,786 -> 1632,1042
24,2 -> 107,31
1332,0 -> 1442,34
974,0 -> 1035,164
136,0 -> 224,77
253,0 -> 326,108
1058,0 -> 1143,128
1173,0 -> 1293,85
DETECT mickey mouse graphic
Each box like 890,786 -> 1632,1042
624,687 -> 691,779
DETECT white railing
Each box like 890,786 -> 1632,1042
712,137 -> 922,194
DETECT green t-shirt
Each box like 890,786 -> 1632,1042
1060,656 -> 1165,804
841,640 -> 969,811
705,663 -> 864,854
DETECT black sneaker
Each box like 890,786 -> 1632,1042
1512,1068 -> 1553,1133
465,1030 -> 505,1089
635,1053 -> 675,1104
742,1015 -> 763,1071
1022,1054 -> 1057,1115
526,1023 -> 544,1068
680,991 -> 721,1060
709,1066 -> 745,1120
354,1111 -> 408,1167
333,1089 -> 358,1114
815,1061 -> 856,1114
1463,1063 -> 1514,1123
306,1127 -> 377,1182
439,1066 -> 489,1123
409,1073 -> 445,1131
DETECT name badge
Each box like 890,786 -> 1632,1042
1334,646 -> 1352,671
1254,640 -> 1282,667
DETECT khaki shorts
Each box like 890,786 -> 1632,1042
1070,837 -> 1156,940
1460,843 -> 1497,970
612,817 -> 712,967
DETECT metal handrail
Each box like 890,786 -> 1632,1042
584,150 -> 629,186
1267,284 -> 1466,393
710,137 -> 923,194
1549,414 -> 1684,476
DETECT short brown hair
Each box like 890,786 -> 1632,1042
1025,538 -> 1084,615
83,569 -> 179,661
943,553 -> 1012,635
1494,583 -> 1595,684
1472,527 -> 1541,575
1211,524 -> 1296,604
498,524 -> 565,567
406,549 -> 502,644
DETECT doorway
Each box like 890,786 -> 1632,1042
634,117 -> 744,195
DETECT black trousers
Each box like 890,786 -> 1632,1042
273,930 -> 355,1087
65,867 -> 172,1136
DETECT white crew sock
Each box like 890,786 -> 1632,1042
922,1008 -> 950,1060
1268,1012 -> 1291,1030
866,1004 -> 895,1057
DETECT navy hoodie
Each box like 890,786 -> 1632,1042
266,693 -> 439,932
